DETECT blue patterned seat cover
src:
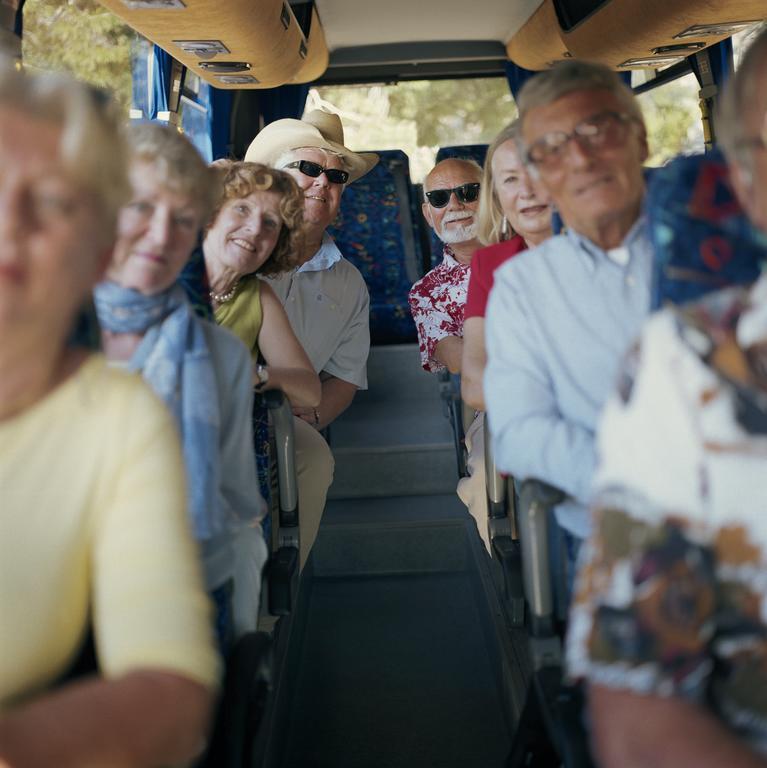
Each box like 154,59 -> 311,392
328,148 -> 422,345
647,149 -> 767,309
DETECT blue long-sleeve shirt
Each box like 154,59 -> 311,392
484,217 -> 653,537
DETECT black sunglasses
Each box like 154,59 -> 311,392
284,160 -> 349,185
424,182 -> 481,209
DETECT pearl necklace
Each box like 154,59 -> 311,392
210,280 -> 240,304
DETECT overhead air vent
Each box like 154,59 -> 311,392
280,3 -> 291,30
675,20 -> 760,39
618,55 -> 684,68
173,40 -> 230,59
217,75 -> 260,85
199,61 -> 251,73
120,0 -> 185,8
652,42 -> 705,56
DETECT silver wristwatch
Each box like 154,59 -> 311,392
255,363 -> 269,388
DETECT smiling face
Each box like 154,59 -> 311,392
108,161 -> 203,295
491,139 -> 552,246
422,159 -> 482,245
0,106 -> 112,337
522,88 -> 648,247
203,189 -> 284,277
280,147 -> 344,232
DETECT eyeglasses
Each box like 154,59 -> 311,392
525,111 -> 635,170
424,183 -> 481,208
283,160 -> 349,185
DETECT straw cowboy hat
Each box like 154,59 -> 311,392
245,109 -> 378,184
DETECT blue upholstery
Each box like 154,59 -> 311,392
428,144 -> 489,268
328,149 -> 421,345
647,149 -> 767,309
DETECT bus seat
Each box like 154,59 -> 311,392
483,417 -> 525,627
438,369 -> 470,478
198,631 -> 273,768
647,149 -> 767,310
506,479 -> 595,768
178,254 -> 299,621
428,144 -> 489,269
328,148 -> 421,345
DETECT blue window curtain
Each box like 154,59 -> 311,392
257,83 -> 311,126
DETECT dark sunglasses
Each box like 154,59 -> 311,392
284,159 -> 349,185
424,182 -> 481,209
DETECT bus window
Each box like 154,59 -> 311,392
307,77 -> 516,182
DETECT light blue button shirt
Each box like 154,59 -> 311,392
484,216 -> 653,538
298,232 -> 342,273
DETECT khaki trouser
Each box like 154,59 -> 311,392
456,413 -> 490,552
293,415 -> 335,568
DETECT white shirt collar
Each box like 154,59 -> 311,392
298,232 -> 343,273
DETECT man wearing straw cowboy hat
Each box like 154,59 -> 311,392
245,109 -> 377,562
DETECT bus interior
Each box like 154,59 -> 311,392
8,1 -> 767,766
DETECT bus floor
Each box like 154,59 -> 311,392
256,345 -> 529,768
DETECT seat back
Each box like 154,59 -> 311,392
328,148 -> 421,345
647,149 -> 767,309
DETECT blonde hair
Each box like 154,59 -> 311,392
477,121 -> 521,245
127,122 -> 219,224
210,161 -> 305,276
0,63 -> 129,239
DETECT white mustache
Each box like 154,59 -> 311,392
443,210 -> 473,223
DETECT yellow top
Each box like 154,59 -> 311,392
214,278 -> 263,362
0,355 -> 220,709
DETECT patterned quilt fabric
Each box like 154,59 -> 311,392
567,276 -> 767,752
408,245 -> 469,373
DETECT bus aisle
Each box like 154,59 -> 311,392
262,343 -> 528,767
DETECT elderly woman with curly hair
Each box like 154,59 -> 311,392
200,162 -> 326,568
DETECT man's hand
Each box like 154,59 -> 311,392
293,405 -> 321,428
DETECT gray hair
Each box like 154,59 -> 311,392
477,120 -> 521,245
0,62 -> 129,239
422,157 -> 482,201
127,122 -> 220,224
517,59 -> 645,129
718,26 -> 767,170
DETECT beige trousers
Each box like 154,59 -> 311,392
456,413 -> 490,552
293,416 -> 335,568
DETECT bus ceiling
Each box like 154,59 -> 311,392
93,0 -> 766,89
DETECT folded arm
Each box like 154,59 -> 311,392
258,282 -> 321,408
0,670 -> 212,768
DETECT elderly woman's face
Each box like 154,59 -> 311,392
205,189 -> 283,277
0,106 -> 109,335
108,161 -> 202,295
281,148 -> 344,230
491,139 -> 552,244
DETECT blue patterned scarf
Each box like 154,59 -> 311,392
93,281 -> 223,540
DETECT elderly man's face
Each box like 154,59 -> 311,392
0,106 -> 110,334
731,68 -> 767,234
281,147 -> 344,231
422,160 -> 481,245
522,89 -> 648,244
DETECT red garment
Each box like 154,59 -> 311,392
464,235 -> 527,320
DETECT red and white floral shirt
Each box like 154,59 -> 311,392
408,246 -> 470,373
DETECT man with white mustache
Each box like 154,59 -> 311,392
409,158 -> 483,375
409,158 -> 488,547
